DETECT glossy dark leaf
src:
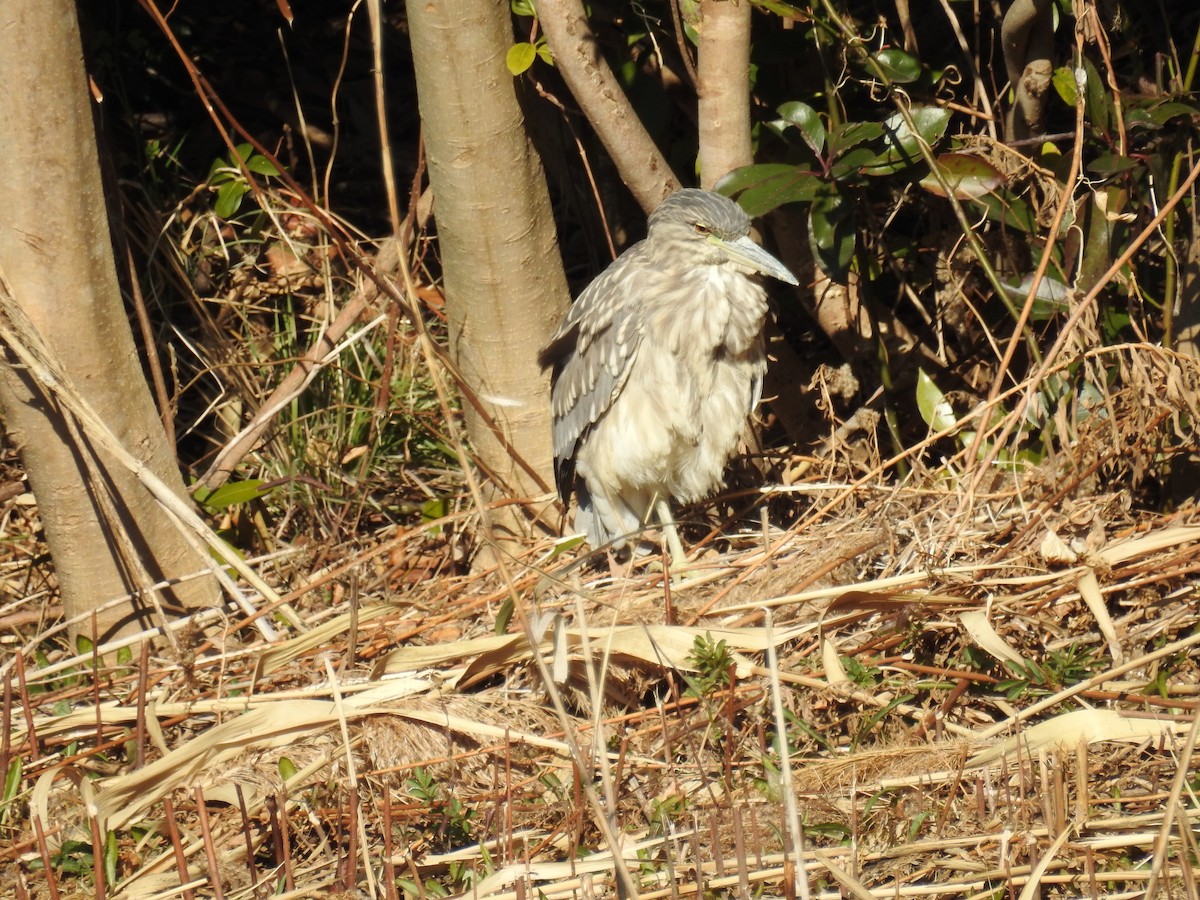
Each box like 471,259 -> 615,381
738,170 -> 823,216
1083,59 -> 1111,134
776,101 -> 825,156
1131,101 -> 1200,127
715,163 -> 797,196
906,106 -> 953,145
1087,153 -> 1141,177
873,48 -> 922,84
969,189 -> 1037,233
828,119 -> 885,155
828,145 -> 880,180
717,164 -> 823,215
863,106 -> 950,175
808,191 -> 854,279
750,0 -> 808,18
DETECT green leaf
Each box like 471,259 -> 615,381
1052,66 -> 1078,107
715,162 -> 796,196
1083,59 -> 1111,134
50,840 -> 95,874
919,152 -> 1004,199
215,179 -> 248,218
719,161 -> 827,215
738,170 -> 823,216
208,536 -> 247,571
916,369 -> 957,432
1137,101 -> 1200,126
863,106 -> 951,176
510,0 -> 534,15
196,479 -> 268,512
506,42 -> 537,76
808,191 -> 854,279
1001,273 -> 1071,320
278,756 -> 298,784
422,497 -> 448,536
804,820 -> 852,840
775,101 -> 825,156
422,497 -> 447,522
873,48 -> 922,83
104,830 -> 118,888
904,106 -> 952,145
828,145 -> 880,181
968,188 -> 1037,232
245,155 -> 280,176
907,810 -> 930,843
206,154 -> 226,182
1087,153 -> 1140,177
1102,303 -> 1132,339
547,534 -> 586,558
495,597 -> 514,634
826,120 -> 887,180
1,756 -> 21,820
828,119 -> 885,155
751,0 -> 807,18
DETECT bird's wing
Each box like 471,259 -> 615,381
539,251 -> 647,497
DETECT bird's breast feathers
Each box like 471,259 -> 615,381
645,265 -> 768,356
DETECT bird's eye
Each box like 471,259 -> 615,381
693,223 -> 711,235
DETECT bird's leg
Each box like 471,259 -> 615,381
654,496 -> 689,570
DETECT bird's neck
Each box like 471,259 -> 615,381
648,265 -> 768,356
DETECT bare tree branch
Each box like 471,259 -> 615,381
536,0 -> 680,211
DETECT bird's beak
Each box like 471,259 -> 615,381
717,235 -> 799,286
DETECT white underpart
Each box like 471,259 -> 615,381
575,264 -> 768,548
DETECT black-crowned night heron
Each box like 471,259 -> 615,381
539,188 -> 798,565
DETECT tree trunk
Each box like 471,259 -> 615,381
406,0 -> 568,550
0,0 -> 219,644
696,0 -> 753,188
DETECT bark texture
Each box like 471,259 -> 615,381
1001,0 -> 1055,142
0,0 -> 219,642
407,0 -> 568,546
696,0 -> 753,188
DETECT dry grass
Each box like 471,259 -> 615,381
3,6 -> 1200,898
5,134 -> 1200,899
3,381 -> 1200,899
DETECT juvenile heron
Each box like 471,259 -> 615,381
539,188 -> 798,564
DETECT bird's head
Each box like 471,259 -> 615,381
647,189 -> 799,286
